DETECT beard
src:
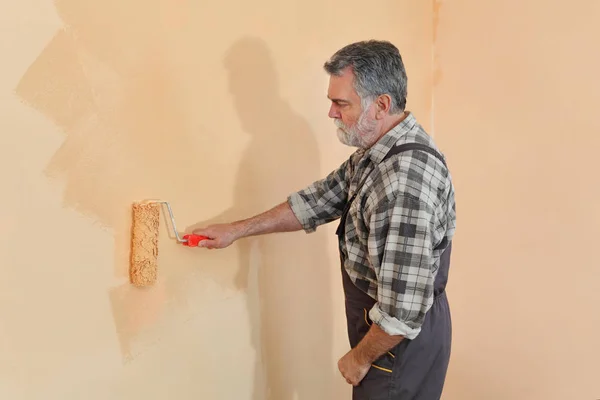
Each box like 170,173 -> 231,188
334,108 -> 378,149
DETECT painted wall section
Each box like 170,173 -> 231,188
433,1 -> 600,399
0,0 -> 433,399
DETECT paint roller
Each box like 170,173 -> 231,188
129,200 -> 208,287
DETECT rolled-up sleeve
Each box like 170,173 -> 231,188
367,194 -> 435,340
287,160 -> 351,233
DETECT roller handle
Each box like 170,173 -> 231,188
182,234 -> 210,247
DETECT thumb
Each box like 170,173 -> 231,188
197,238 -> 217,248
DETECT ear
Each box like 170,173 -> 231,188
374,94 -> 392,119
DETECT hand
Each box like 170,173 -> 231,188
191,223 -> 241,249
338,349 -> 371,386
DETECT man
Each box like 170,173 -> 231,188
192,40 -> 456,399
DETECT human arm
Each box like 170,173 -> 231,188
192,158 -> 353,248
192,201 -> 302,249
351,322 -> 404,365
338,323 -> 403,385
286,157 -> 353,232
367,193 -> 436,339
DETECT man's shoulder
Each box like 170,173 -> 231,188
369,134 -> 450,206
382,133 -> 447,174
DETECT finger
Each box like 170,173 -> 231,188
192,228 -> 209,236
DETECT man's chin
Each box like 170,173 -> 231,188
336,129 -> 360,148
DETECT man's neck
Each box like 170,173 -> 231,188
369,111 -> 409,147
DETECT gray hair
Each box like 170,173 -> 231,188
323,40 -> 407,114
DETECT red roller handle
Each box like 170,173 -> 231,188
182,234 -> 209,247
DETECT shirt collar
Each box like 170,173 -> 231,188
365,112 -> 417,164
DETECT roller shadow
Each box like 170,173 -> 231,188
192,37 -> 337,399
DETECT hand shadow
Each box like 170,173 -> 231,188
186,37 -> 339,400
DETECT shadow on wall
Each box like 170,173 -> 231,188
13,0 -> 342,394
186,36 -> 341,399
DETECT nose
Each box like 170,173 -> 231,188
328,103 -> 340,119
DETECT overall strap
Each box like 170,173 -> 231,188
382,142 -> 446,166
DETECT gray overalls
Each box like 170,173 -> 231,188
335,143 -> 453,400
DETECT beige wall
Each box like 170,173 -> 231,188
0,0 -> 432,398
5,1 -> 596,399
434,1 -> 600,399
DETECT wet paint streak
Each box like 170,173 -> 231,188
108,283 -> 166,361
15,28 -> 96,133
13,0 -> 219,363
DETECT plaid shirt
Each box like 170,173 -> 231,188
287,113 -> 456,339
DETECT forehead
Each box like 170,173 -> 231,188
327,67 -> 359,102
